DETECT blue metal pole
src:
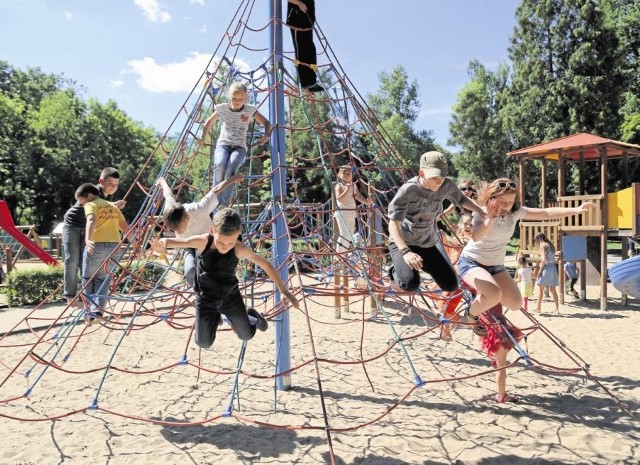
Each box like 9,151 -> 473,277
269,0 -> 291,391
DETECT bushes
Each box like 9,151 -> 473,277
5,266 -> 64,306
117,260 -> 166,293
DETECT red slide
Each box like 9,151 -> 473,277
0,200 -> 58,266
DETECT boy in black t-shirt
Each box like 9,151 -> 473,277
151,208 -> 299,348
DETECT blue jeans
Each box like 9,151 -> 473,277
213,145 -> 246,206
82,242 -> 119,313
184,248 -> 196,288
62,224 -> 85,298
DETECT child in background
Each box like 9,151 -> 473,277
197,82 -> 271,206
62,167 -> 125,307
75,183 -> 134,323
564,261 -> 579,298
515,255 -> 533,309
334,165 -> 372,253
534,232 -> 559,313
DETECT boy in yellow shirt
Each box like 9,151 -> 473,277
75,183 -> 134,322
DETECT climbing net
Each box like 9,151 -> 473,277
0,1 -> 632,462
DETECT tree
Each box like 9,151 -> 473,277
0,62 -> 160,232
503,0 -> 624,147
366,65 -> 437,174
448,60 -> 516,182
501,0 -> 627,201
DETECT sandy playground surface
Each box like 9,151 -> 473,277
0,270 -> 638,465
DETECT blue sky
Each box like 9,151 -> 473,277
0,0 -> 520,147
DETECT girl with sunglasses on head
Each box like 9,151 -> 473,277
457,177 -> 596,403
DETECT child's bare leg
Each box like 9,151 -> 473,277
495,346 -> 509,398
550,286 -> 559,313
535,286 -> 544,312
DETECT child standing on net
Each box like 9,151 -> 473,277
515,255 -> 533,309
151,208 -> 299,349
197,82 -> 271,206
334,165 -> 372,253
564,261 -> 579,298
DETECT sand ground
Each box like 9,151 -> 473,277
0,264 -> 638,465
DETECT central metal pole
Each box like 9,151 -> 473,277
269,0 -> 291,391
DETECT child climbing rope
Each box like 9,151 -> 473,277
197,81 -> 271,206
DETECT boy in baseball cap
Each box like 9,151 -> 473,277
387,151 -> 484,296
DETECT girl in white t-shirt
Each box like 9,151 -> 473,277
515,255 -> 533,306
457,178 -> 596,403
197,82 -> 271,206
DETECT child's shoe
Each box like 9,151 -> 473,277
247,308 -> 268,332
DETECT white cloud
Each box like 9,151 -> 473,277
189,0 -> 205,5
127,52 -> 252,93
134,0 -> 171,23
64,12 -> 73,21
110,79 -> 125,88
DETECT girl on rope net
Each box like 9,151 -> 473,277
151,208 -> 299,349
334,165 -> 373,254
197,81 -> 271,207
387,151 -> 484,295
457,178 -> 596,403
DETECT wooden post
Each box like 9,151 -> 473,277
578,150 -> 586,300
541,159 -> 548,208
519,158 -> 526,205
558,151 -> 565,306
600,147 -> 608,311
331,182 -> 342,318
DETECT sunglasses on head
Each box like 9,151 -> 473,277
460,187 -> 476,193
496,181 -> 517,189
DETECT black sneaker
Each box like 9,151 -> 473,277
304,83 -> 325,93
247,308 -> 268,332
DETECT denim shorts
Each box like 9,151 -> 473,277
458,255 -> 508,279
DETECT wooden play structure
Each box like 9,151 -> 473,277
508,133 -> 640,310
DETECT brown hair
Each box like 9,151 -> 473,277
534,232 -> 555,253
212,207 -> 242,235
163,204 -> 187,231
477,177 -> 520,212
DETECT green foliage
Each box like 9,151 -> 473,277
449,61 -> 516,182
503,0 -> 624,148
117,260 -> 166,293
0,60 -> 160,233
367,66 -> 436,170
5,266 -> 64,306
